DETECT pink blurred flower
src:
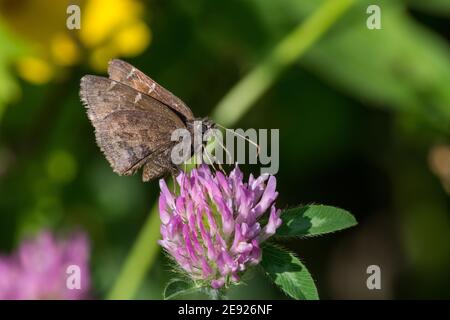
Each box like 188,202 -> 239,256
158,165 -> 282,289
0,231 -> 90,300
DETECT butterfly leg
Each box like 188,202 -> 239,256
201,144 -> 219,173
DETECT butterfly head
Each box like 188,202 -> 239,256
200,117 -> 216,134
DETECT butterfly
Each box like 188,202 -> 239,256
80,59 -> 214,182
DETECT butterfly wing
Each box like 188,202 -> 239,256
141,144 -> 178,182
80,75 -> 185,178
108,59 -> 194,121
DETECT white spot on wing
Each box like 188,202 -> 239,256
147,83 -> 156,94
126,68 -> 136,79
107,81 -> 116,91
134,93 -> 142,104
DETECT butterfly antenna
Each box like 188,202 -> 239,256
212,129 -> 233,165
216,123 -> 260,156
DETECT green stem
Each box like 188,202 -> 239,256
107,209 -> 161,299
106,0 -> 354,300
212,0 -> 355,126
209,288 -> 227,300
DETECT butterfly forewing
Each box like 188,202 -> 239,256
80,75 -> 185,177
108,59 -> 194,121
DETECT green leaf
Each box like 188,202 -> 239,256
277,205 -> 357,237
163,279 -> 204,300
261,243 -> 318,300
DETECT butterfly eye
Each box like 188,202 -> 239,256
200,118 -> 215,132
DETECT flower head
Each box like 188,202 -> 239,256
158,165 -> 282,289
0,230 -> 90,300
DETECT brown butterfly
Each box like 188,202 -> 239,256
80,59 -> 214,182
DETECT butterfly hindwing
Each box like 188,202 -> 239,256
141,144 -> 178,182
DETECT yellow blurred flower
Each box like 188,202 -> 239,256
81,0 -> 143,48
15,57 -> 53,85
88,20 -> 151,71
51,33 -> 80,66
113,21 -> 151,57
0,0 -> 151,84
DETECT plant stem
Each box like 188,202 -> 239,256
209,288 -> 227,300
107,209 -> 161,299
107,0 -> 354,300
212,0 -> 355,127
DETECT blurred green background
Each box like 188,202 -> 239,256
0,0 -> 449,299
